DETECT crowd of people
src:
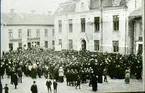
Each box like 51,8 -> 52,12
0,48 -> 143,92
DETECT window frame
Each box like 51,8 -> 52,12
81,18 -> 85,32
94,40 -> 100,51
52,40 -> 55,49
94,17 -> 100,32
69,39 -> 73,50
58,20 -> 62,33
9,43 -> 13,51
8,29 -> 13,38
112,40 -> 119,52
18,29 -> 22,38
27,29 -> 31,37
44,41 -> 48,48
68,19 -> 73,33
44,29 -> 48,37
113,15 -> 119,31
58,39 -> 62,48
36,29 -> 40,37
18,42 -> 22,48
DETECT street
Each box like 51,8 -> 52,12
1,75 -> 144,93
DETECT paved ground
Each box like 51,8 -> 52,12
1,75 -> 144,93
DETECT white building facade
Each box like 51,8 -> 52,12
54,0 -> 143,54
1,10 -> 55,53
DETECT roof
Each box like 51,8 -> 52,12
55,0 -> 127,14
1,13 -> 54,26
129,8 -> 142,17
56,3 -> 76,14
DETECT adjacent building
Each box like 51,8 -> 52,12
1,9 -> 55,53
54,0 -> 143,54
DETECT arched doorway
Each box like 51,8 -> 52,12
81,39 -> 86,50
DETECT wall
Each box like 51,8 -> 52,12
2,25 -> 54,52
55,7 -> 127,54
126,0 -> 143,54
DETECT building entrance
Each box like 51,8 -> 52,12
81,39 -> 86,50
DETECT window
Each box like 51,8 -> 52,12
113,41 -> 119,52
45,29 -> 48,37
58,39 -> 62,48
94,40 -> 99,51
18,43 -> 22,48
113,15 -> 119,31
8,29 -> 13,38
45,41 -> 48,48
9,43 -> 13,51
139,22 -> 142,36
18,29 -> 22,38
94,17 -> 100,32
68,19 -> 73,32
58,20 -> 62,33
52,40 -> 55,49
52,29 -> 55,37
27,29 -> 31,37
138,36 -> 143,41
36,29 -> 40,37
69,39 -> 73,50
81,18 -> 85,32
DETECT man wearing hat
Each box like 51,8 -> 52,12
30,81 -> 38,93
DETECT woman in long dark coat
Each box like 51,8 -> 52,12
13,73 -> 18,89
92,74 -> 98,91
98,68 -> 103,83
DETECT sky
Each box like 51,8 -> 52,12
1,0 -> 68,14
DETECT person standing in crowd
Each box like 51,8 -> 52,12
58,67 -> 64,82
103,67 -> 108,82
3,84 -> 9,93
30,81 -> 38,93
125,67 -> 130,84
0,80 -> 2,93
0,65 -> 4,79
92,74 -> 98,91
53,80 -> 57,93
65,69 -> 70,86
46,80 -> 52,93
31,67 -> 37,79
13,73 -> 18,89
75,75 -> 81,89
98,68 -> 103,83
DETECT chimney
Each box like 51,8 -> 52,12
31,10 -> 35,14
10,9 -> 15,14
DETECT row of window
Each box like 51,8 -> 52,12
8,29 -> 55,38
9,40 -> 55,51
58,15 -> 119,33
58,39 -> 119,52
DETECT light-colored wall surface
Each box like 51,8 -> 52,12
2,25 -> 54,52
54,0 -> 143,54
55,8 -> 127,54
